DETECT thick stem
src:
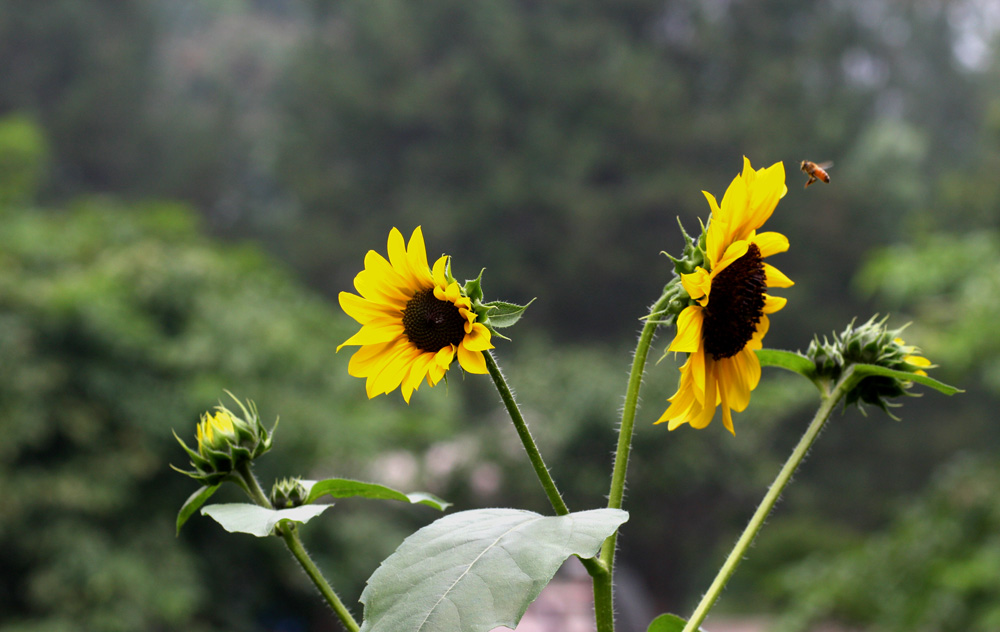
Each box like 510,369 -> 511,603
484,350 -> 570,516
594,290 -> 675,632
681,368 -> 856,632
280,524 -> 361,632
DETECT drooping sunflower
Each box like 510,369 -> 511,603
338,227 -> 494,402
656,158 -> 793,434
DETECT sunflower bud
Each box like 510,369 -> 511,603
807,316 -> 935,416
271,477 -> 309,509
173,394 -> 277,486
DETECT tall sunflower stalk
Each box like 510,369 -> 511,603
175,157 -> 958,632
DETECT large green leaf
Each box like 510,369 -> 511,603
359,508 -> 629,632
201,503 -> 332,537
303,478 -> 450,510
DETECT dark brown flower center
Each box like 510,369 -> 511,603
703,243 -> 767,360
402,288 -> 467,352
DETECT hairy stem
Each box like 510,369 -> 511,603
235,462 -> 360,632
280,523 -> 361,632
595,290 -> 675,632
484,350 -> 569,516
682,367 -> 857,632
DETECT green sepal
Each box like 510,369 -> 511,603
480,298 -> 535,329
303,478 -> 451,511
646,613 -> 707,632
663,217 -> 708,276
463,269 -> 485,303
172,429 -> 210,470
177,484 -> 221,535
459,268 -> 533,338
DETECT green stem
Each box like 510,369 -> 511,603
484,350 -> 570,516
592,291 -> 675,632
235,462 -> 360,632
681,367 -> 857,632
280,523 -> 361,632
236,461 -> 273,509
484,350 -> 609,583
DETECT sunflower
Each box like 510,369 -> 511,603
338,227 -> 494,402
656,158 -> 793,434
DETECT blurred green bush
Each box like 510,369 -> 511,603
771,454 -> 1000,632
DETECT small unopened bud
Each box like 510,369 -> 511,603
271,477 -> 309,509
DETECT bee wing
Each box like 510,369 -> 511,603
816,161 -> 833,170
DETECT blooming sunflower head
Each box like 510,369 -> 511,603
338,227 -> 494,402
656,157 -> 793,434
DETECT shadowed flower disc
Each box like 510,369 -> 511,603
338,227 -> 494,402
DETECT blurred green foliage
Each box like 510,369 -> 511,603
0,114 -> 48,205
771,455 -> 1000,632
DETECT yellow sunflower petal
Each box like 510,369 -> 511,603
681,268 -> 712,303
405,226 -> 434,287
714,239 -> 751,275
658,387 -> 697,429
688,367 -> 719,429
744,161 -> 787,231
457,344 -> 488,374
702,191 -> 728,266
763,263 -> 794,288
462,322 -> 494,351
339,291 -> 398,325
718,168 -> 750,240
718,379 -> 735,435
432,255 -> 449,287
689,347 -> 707,398
355,252 -> 412,305
731,347 -> 761,409
369,340 -> 420,397
347,341 -> 394,378
751,231 -> 790,258
337,318 -> 404,351
401,351 -> 436,403
427,346 -> 456,385
669,306 -> 704,353
386,228 -> 428,294
762,294 -> 787,314
749,315 -> 771,348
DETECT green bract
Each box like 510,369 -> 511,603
663,217 -> 707,276
462,268 -> 534,340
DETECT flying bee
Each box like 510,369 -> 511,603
800,160 -> 832,188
